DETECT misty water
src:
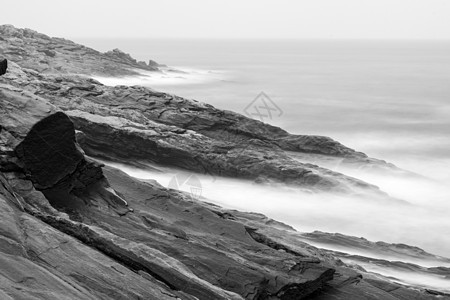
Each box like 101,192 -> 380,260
79,39 -> 450,290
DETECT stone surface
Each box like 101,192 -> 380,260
0,24 -> 161,76
297,231 -> 450,265
0,177 -> 180,300
0,58 -> 7,76
15,112 -> 85,189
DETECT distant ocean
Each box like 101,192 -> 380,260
78,39 -> 450,263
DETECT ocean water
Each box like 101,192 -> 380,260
79,39 -> 450,271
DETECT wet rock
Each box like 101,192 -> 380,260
297,231 -> 450,265
14,112 -> 107,209
65,109 -> 386,196
0,58 -> 7,75
15,112 -> 86,190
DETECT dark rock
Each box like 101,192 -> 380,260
426,289 -> 450,297
245,226 -> 315,258
0,155 -> 22,172
43,49 -> 56,57
0,58 -> 7,75
15,112 -> 85,190
12,112 -> 121,214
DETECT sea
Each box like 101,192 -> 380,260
77,38 -> 450,290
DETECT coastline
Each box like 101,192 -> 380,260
1,24 -> 450,299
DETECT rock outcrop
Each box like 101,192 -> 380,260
0,58 -> 6,75
0,25 -> 162,76
0,173 -> 181,300
14,112 -> 112,211
298,231 -> 450,264
15,112 -> 93,190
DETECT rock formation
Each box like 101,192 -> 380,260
0,104 -> 336,299
0,25 -> 448,299
0,58 -> 6,75
0,60 -> 395,197
0,25 -> 162,76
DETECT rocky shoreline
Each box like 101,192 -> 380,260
1,25 -> 449,299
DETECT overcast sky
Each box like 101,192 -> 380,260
3,0 -> 450,39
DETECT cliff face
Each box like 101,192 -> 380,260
0,25 -> 448,299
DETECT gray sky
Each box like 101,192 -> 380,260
3,0 -> 450,39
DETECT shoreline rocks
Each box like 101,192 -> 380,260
1,24 -> 447,299
0,24 -> 163,76
0,58 -> 7,75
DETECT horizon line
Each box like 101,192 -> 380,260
71,36 -> 450,42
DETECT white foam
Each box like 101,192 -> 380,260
92,67 -> 228,87
342,257 -> 450,293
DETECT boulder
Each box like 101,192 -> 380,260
15,112 -> 86,190
8,110 -> 124,214
0,58 -> 7,75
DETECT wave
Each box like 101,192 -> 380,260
92,67 -> 229,87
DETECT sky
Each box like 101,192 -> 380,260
2,0 -> 450,39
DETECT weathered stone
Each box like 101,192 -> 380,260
15,112 -> 85,190
0,25 -> 160,76
0,58 -> 7,75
